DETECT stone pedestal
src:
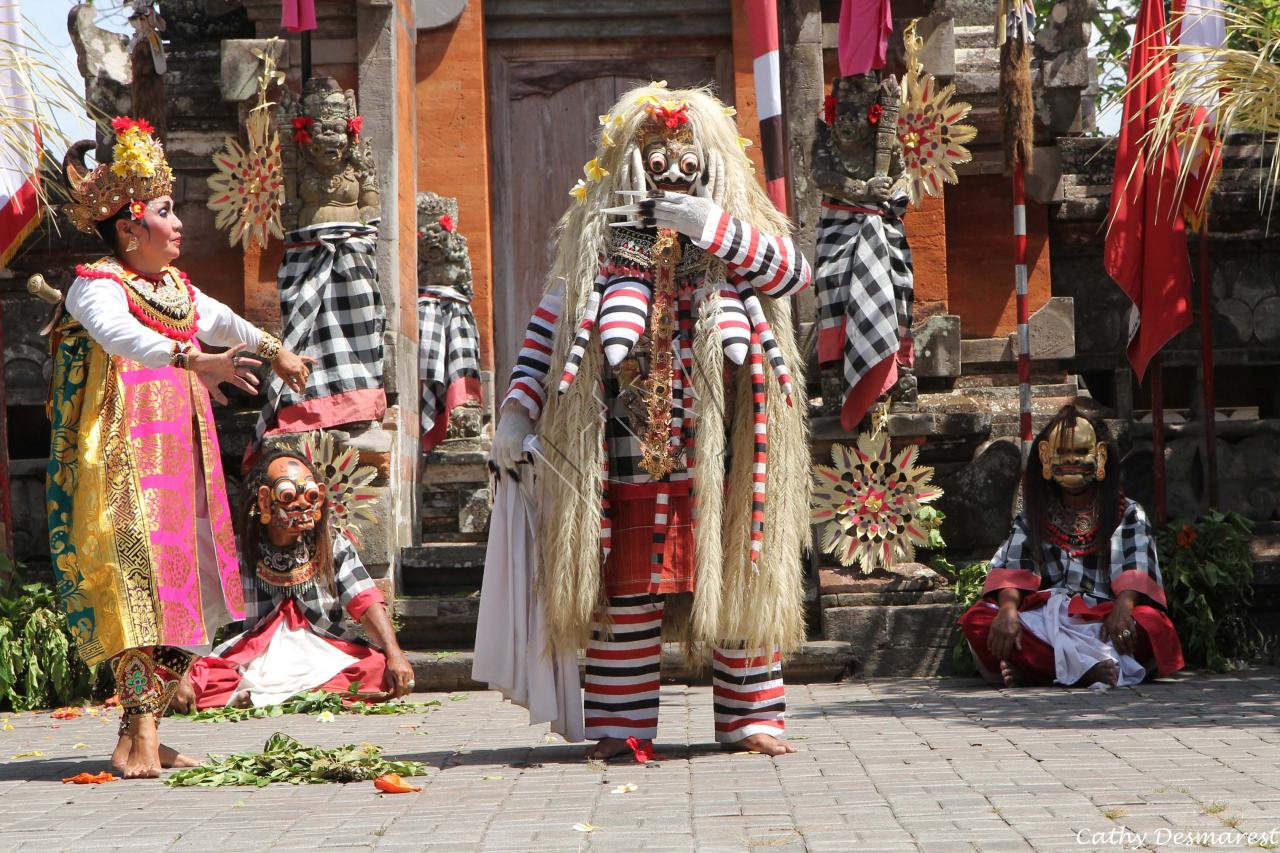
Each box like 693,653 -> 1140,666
819,562 -> 962,677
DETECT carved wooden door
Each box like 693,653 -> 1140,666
487,43 -> 732,390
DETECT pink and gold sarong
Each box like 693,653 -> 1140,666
47,328 -> 244,666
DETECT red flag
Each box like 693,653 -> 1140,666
1104,0 -> 1192,381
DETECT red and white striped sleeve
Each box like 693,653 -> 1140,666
503,285 -> 563,421
692,211 -> 811,298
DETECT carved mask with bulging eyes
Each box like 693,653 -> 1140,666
257,457 -> 327,536
642,138 -> 703,194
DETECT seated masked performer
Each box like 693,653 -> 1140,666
490,85 -> 812,759
50,118 -> 313,777
184,446 -> 414,709
958,401 -> 1184,687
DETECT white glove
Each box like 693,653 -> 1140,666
491,405 -> 534,475
603,191 -> 723,241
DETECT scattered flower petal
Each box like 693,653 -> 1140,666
62,771 -> 117,784
316,710 -> 336,723
482,775 -> 504,781
11,750 -> 44,758
72,743 -> 88,750
573,823 -> 596,833
611,784 -> 638,794
373,773 -> 421,794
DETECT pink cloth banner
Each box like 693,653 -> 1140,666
839,0 -> 892,76
281,0 -> 317,33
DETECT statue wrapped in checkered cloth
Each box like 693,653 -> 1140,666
247,76 -> 385,464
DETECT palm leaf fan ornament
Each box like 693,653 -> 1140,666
303,431 -> 380,545
207,41 -> 286,252
811,430 -> 943,573
896,19 -> 977,206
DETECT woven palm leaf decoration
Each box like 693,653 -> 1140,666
303,431 -> 380,545
207,41 -> 285,252
811,429 -> 943,573
896,19 -> 977,206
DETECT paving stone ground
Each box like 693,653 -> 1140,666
1,671 -> 1278,852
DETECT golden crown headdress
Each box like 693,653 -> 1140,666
63,116 -> 174,234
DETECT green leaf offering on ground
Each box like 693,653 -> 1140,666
163,732 -> 428,787
171,690 -> 442,723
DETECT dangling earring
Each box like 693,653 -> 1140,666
124,234 -> 140,254
1095,463 -> 1106,482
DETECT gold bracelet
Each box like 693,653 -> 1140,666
256,332 -> 282,362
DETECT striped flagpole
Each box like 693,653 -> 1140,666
745,0 -> 788,214
1013,163 -> 1032,465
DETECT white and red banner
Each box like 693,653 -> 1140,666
1172,0 -> 1225,229
0,1 -> 41,268
745,0 -> 787,214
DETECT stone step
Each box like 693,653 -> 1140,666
400,543 -> 486,596
953,25 -> 997,49
950,381 -> 1079,400
395,594 -> 481,649
405,641 -> 855,692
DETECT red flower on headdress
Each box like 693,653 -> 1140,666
649,103 -> 690,130
438,214 -> 454,233
823,93 -> 837,126
111,115 -> 155,136
347,115 -> 364,141
129,200 -> 147,221
867,102 -> 884,126
292,116 -> 314,146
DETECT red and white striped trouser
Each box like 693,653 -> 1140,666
583,594 -> 786,744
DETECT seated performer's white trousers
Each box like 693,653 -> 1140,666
583,594 -> 786,744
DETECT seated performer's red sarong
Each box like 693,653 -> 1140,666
603,480 -> 696,598
189,599 -> 389,710
959,590 -> 1184,684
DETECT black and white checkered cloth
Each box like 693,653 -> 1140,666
815,194 -> 913,406
418,284 -> 482,452
250,221 -> 386,455
992,499 -> 1164,604
219,535 -> 382,650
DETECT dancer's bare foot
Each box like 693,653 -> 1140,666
111,734 -> 202,770
724,733 -> 797,756
1076,659 -> 1119,687
121,713 -> 161,779
584,738 -> 633,761
999,660 -> 1024,687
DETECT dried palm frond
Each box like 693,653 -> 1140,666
0,5 -> 105,235
1128,4 -> 1280,220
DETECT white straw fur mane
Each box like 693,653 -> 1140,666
534,85 -> 809,657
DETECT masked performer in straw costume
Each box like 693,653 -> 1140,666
958,401 -> 1184,687
51,117 -> 312,777
491,85 -> 811,759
